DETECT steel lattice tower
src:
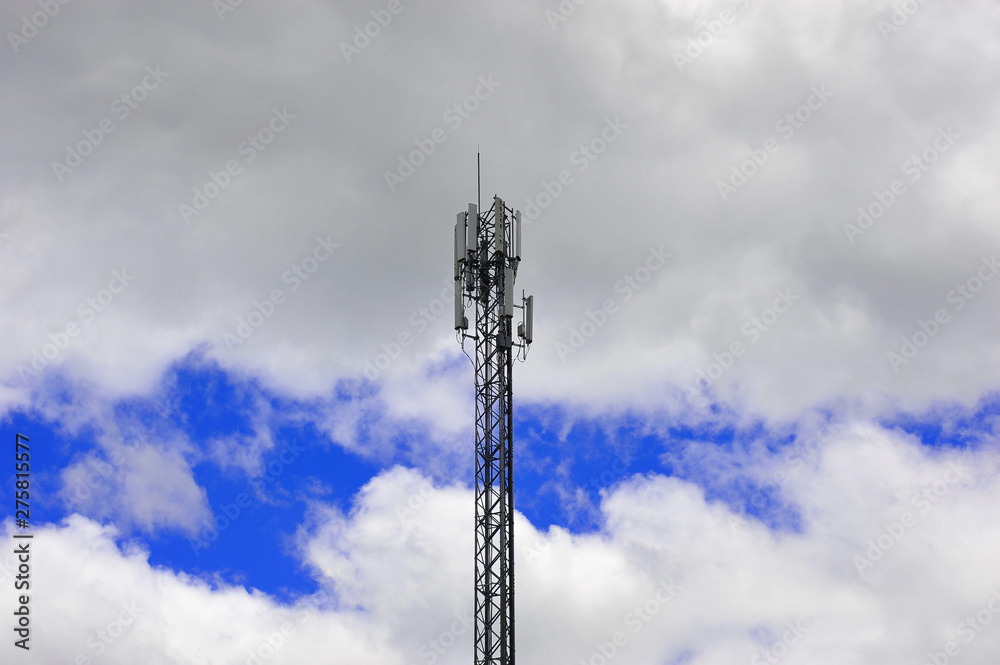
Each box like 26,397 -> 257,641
454,191 -> 533,665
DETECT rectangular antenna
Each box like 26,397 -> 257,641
467,203 -> 478,253
504,267 -> 514,318
515,210 -> 521,260
454,213 -> 466,280
494,196 -> 504,254
525,295 -> 533,343
454,277 -> 467,330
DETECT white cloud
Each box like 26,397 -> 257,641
6,425 -> 999,663
59,438 -> 211,536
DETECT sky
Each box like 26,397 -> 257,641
2,0 -> 1000,663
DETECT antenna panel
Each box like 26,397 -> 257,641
454,278 -> 467,330
467,203 -> 478,252
454,213 -> 466,280
515,210 -> 521,260
503,267 -> 514,318
524,295 -> 533,343
494,196 -> 505,254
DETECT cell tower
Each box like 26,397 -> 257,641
453,181 -> 533,665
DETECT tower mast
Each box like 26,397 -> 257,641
454,184 -> 533,665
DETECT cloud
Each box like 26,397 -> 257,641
8,424 -> 997,663
59,437 -> 210,536
3,2 -> 1000,661
0,0 -> 997,425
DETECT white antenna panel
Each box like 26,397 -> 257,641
467,204 -> 478,251
503,267 -> 514,318
454,278 -> 467,330
524,295 -> 533,343
454,213 -> 466,280
515,210 -> 521,260
494,196 -> 504,254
